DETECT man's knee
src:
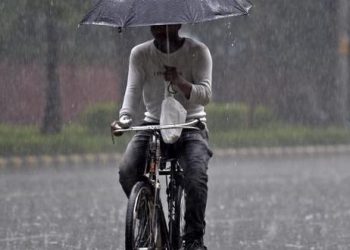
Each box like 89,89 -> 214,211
118,158 -> 139,197
119,168 -> 135,197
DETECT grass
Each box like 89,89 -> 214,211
0,123 -> 350,156
0,123 -> 131,157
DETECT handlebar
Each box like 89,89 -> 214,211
113,119 -> 203,133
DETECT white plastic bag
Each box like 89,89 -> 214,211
160,95 -> 187,144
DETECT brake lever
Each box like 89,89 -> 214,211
111,128 -> 115,144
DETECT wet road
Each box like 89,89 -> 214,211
1,153 -> 350,250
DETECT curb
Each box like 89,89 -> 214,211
0,153 -> 122,169
213,144 -> 350,157
1,145 -> 350,169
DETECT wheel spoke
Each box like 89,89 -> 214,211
134,191 -> 154,247
126,183 -> 155,250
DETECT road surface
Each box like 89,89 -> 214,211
1,153 -> 350,250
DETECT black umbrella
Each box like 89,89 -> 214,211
80,0 -> 252,28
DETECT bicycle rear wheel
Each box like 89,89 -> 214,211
125,181 -> 154,250
170,184 -> 185,249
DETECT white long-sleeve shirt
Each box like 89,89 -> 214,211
120,37 -> 212,123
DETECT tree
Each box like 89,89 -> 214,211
1,0 -> 98,132
41,0 -> 62,134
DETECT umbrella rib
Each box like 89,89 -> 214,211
120,0 -> 138,27
79,0 -> 105,26
234,0 -> 252,15
184,0 -> 198,24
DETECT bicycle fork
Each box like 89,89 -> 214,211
151,179 -> 171,250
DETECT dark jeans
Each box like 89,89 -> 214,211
119,127 -> 213,240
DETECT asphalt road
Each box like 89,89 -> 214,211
1,153 -> 350,250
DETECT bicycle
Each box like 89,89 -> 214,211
112,120 -> 203,250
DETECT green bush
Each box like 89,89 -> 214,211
79,102 -> 118,135
206,102 -> 275,132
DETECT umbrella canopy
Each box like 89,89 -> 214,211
80,0 -> 252,28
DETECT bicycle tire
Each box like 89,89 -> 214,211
170,183 -> 185,250
125,181 -> 154,250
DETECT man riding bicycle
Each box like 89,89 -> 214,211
112,24 -> 213,250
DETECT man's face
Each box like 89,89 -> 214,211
150,24 -> 181,42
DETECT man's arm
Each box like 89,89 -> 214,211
119,47 -> 145,120
163,45 -> 212,105
189,45 -> 212,105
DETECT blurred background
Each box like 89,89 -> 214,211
0,0 -> 350,156
1,1 -> 350,250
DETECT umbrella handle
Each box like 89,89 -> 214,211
166,25 -> 170,63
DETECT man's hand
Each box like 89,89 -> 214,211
111,115 -> 132,137
164,65 -> 180,84
110,120 -> 123,137
118,115 -> 132,128
164,65 -> 192,99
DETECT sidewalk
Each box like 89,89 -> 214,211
1,144 -> 350,169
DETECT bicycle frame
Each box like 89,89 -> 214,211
146,130 -> 182,250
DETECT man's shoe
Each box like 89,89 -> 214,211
184,239 -> 207,250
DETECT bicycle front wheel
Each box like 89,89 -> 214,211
125,181 -> 154,250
